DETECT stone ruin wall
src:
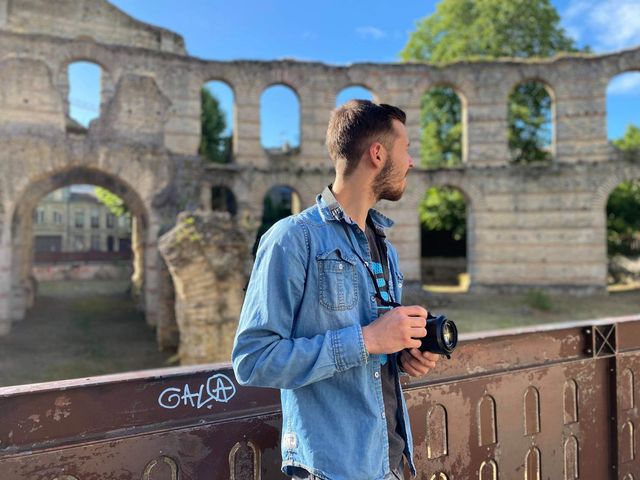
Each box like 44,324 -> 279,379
0,0 -> 639,360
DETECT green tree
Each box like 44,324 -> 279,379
608,124 -> 640,256
199,88 -> 231,163
401,0 -> 583,167
95,187 -> 128,218
613,124 -> 640,152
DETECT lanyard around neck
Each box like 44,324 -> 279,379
338,221 -> 400,308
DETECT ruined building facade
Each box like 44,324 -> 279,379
1,0 -> 639,360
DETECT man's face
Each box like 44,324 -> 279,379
372,120 -> 414,202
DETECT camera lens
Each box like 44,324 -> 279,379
442,322 -> 455,349
420,313 -> 458,358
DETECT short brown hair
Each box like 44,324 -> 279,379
326,100 -> 406,177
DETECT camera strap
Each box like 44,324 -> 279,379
338,221 -> 401,309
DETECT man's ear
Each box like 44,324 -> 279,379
368,142 -> 385,168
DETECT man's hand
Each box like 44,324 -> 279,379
362,305 -> 427,354
399,348 -> 440,377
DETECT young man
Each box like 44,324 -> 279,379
232,100 -> 441,480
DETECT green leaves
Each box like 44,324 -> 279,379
199,88 -> 231,164
419,187 -> 467,240
608,125 -> 640,256
95,187 -> 128,218
401,0 -> 581,64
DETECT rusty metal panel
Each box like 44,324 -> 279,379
1,316 -> 639,479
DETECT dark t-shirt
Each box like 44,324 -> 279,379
365,218 -> 406,470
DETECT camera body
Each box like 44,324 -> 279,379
418,312 -> 458,359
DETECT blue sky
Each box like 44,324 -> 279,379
69,0 -> 640,145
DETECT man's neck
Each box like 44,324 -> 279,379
331,176 -> 375,231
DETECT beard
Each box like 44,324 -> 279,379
372,156 -> 405,202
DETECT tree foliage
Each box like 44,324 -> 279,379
608,124 -> 640,256
401,0 -> 579,63
419,187 -> 467,239
508,82 -> 553,163
95,187 -> 128,218
199,88 -> 231,163
421,87 -> 462,168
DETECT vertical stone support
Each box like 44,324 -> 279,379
465,86 -> 510,167
553,73 -> 609,163
158,211 -> 251,364
131,215 -> 145,303
298,81 -> 334,168
155,257 -> 178,349
163,70 -> 200,155
0,219 -> 12,335
234,81 -> 264,167
143,215 -> 163,327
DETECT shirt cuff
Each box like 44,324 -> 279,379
330,324 -> 369,372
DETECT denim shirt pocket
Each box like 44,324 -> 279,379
317,249 -> 358,311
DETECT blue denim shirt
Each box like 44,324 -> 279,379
232,188 -> 416,480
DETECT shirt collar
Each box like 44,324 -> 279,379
317,185 -> 394,232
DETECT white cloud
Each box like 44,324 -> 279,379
356,26 -> 388,40
563,0 -> 640,51
607,72 -> 640,95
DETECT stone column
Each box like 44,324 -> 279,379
158,211 -> 251,364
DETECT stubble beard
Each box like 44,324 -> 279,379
372,156 -> 406,202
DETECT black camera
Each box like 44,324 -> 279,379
418,312 -> 458,359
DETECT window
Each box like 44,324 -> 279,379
90,234 -> 101,251
74,210 -> 84,228
74,235 -> 85,251
91,208 -> 100,229
106,213 -> 115,228
35,209 -> 45,224
53,211 -> 63,224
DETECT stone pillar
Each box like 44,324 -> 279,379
130,215 -> 144,303
0,219 -> 12,335
234,82 -> 263,167
158,211 -> 252,364
155,257 -> 179,350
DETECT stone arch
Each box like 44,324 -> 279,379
55,47 -> 117,122
8,166 -> 149,323
200,78 -> 235,163
210,185 -> 238,216
506,77 -> 556,162
606,69 -> 640,143
592,169 -> 640,213
335,83 -> 378,105
260,82 -> 301,152
430,82 -> 469,166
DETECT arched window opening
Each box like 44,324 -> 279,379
260,85 -> 300,155
253,186 -> 302,255
507,81 -> 553,163
0,182 -> 173,387
336,85 -> 374,107
211,186 -> 237,216
607,72 -> 640,150
67,62 -> 101,131
200,80 -> 234,163
606,180 -> 640,290
420,87 -> 464,168
32,185 -> 132,258
419,186 -> 468,292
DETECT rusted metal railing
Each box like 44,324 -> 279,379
1,315 -> 639,479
